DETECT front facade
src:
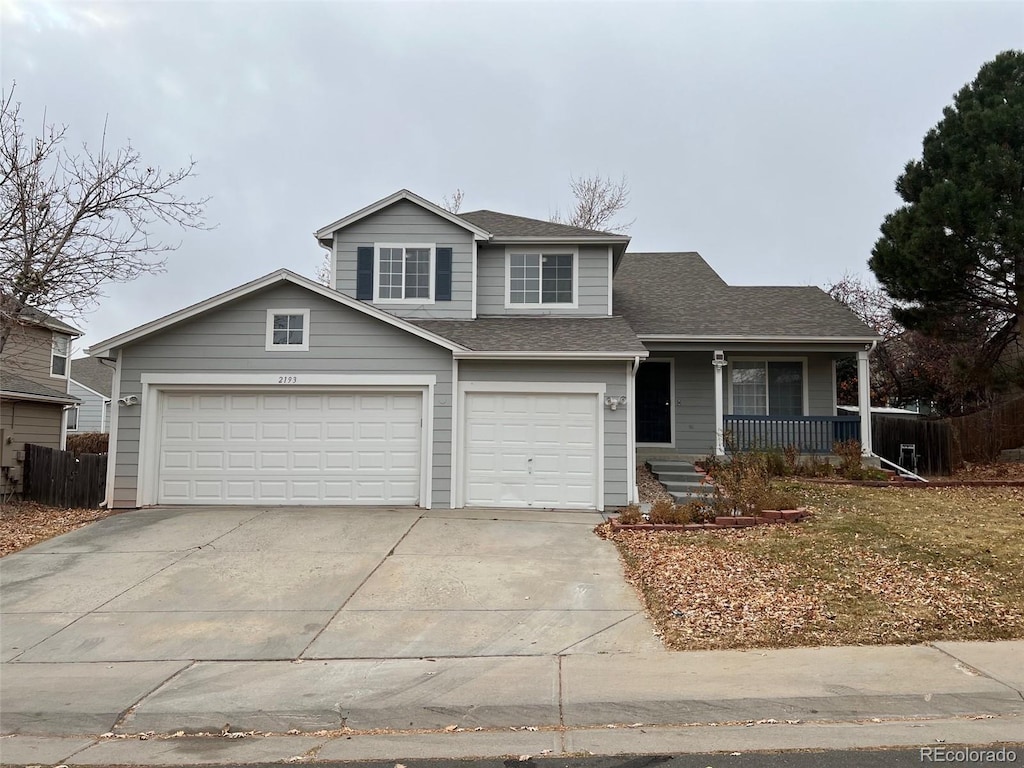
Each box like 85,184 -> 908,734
0,311 -> 82,496
89,189 -> 877,511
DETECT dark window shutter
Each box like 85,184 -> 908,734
356,246 -> 374,300
436,247 -> 453,301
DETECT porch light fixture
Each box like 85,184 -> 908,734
712,351 -> 726,368
604,395 -> 627,411
118,395 -> 141,407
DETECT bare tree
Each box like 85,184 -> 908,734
552,173 -> 633,232
0,84 -> 208,354
440,187 -> 464,214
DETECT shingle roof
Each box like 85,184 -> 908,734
413,316 -> 647,354
0,371 -> 79,403
70,356 -> 114,397
614,252 -> 878,339
8,305 -> 83,336
457,210 -> 627,239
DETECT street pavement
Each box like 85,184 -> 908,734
1,506 -> 1022,764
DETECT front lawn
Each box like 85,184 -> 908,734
603,483 -> 1024,650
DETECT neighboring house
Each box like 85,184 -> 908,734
69,356 -> 114,433
1,307 -> 82,497
87,189 -> 878,511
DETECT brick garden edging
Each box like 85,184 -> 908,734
610,507 -> 812,533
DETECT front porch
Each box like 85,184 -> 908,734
633,347 -> 873,459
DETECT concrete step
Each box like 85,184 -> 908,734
654,471 -> 707,483
662,480 -> 715,494
671,492 -> 715,505
647,461 -> 699,475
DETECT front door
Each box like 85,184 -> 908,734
636,361 -> 672,444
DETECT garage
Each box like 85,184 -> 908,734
462,391 -> 600,509
154,390 -> 422,504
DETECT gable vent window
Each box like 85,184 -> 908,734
265,309 -> 310,351
508,251 -> 576,306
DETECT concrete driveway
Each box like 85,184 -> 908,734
1,506 -> 660,665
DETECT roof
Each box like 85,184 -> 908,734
315,189 -> 491,243
614,252 -> 879,341
457,210 -> 628,240
70,356 -> 114,397
87,270 -> 467,356
0,371 -> 79,404
413,316 -> 648,357
4,304 -> 83,336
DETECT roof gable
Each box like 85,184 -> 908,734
315,189 -> 491,244
87,270 -> 467,356
70,356 -> 114,397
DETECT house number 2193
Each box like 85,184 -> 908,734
277,376 -> 298,384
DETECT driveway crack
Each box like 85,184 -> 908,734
111,660 -> 195,732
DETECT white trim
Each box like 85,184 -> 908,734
607,246 -> 613,316
831,359 -> 838,415
727,357 -> 809,417
640,334 -> 880,344
86,269 -> 467,356
626,358 -> 639,503
713,350 -> 725,456
50,332 -> 70,379
374,243 -> 436,304
456,380 -> 606,511
264,308 -> 311,352
504,247 -> 579,310
59,403 -> 68,449
449,357 -> 459,508
453,350 -> 646,361
857,349 -> 873,456
104,351 -> 122,508
314,189 -> 492,241
471,238 -> 478,319
636,357 -> 676,448
135,375 -> 436,508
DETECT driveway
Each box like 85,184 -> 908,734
1,506 -> 661,665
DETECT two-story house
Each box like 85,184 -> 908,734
1,308 -> 82,496
87,189 -> 877,511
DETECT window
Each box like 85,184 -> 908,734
507,251 -> 576,306
66,405 -> 79,431
51,334 -> 69,377
732,360 -> 804,416
376,245 -> 433,301
265,309 -> 310,351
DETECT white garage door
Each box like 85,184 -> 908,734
157,391 -> 421,504
464,392 -> 599,509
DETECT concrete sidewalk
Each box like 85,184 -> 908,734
2,641 -> 1022,764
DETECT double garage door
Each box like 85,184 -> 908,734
157,391 -> 421,505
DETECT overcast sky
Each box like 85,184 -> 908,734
3,0 -> 1022,353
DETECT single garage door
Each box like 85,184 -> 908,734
157,390 -> 421,504
464,392 -> 599,509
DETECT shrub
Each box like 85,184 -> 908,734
647,498 -> 694,525
617,504 -> 644,524
66,432 -> 108,455
833,439 -> 864,479
799,454 -> 836,478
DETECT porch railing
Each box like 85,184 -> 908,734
723,415 -> 861,454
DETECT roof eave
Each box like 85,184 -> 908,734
638,334 -> 880,344
453,350 -> 648,360
0,389 -> 79,405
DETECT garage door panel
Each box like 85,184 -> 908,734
464,392 -> 598,510
156,390 -> 421,505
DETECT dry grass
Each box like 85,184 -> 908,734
0,501 -> 121,557
603,482 -> 1024,650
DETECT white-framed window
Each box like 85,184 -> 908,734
66,404 -> 80,431
375,243 -> 434,303
730,359 -> 806,417
265,308 -> 310,352
51,334 -> 69,377
505,249 -> 578,307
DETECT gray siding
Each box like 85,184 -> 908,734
68,381 -> 109,433
333,199 -> 475,319
112,283 -> 454,509
0,399 -> 64,496
2,324 -> 72,391
476,244 -> 611,316
457,360 -> 629,508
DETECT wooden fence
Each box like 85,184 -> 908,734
948,394 -> 1024,465
24,443 -> 107,508
871,415 -> 953,476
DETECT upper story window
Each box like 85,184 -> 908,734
731,360 -> 805,416
51,334 -> 69,377
66,404 -> 80,431
376,244 -> 434,302
265,308 -> 310,352
506,250 -> 577,307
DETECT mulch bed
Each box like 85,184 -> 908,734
0,501 -> 121,557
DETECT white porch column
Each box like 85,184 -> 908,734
712,350 -> 726,456
857,348 -> 873,456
